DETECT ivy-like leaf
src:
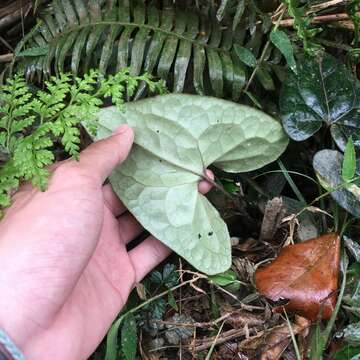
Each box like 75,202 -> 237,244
313,149 -> 360,217
280,53 -> 360,151
90,94 -> 288,274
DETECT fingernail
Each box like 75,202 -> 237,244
113,124 -> 130,135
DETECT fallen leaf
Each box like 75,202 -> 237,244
239,318 -> 310,359
255,233 -> 340,321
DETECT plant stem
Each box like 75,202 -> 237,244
201,171 -> 235,202
244,6 -> 285,92
297,175 -> 360,218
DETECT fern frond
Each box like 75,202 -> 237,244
0,69 -> 165,208
16,0 -> 248,99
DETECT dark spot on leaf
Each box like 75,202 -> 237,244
208,231 -> 213,236
198,233 -> 201,239
159,159 -> 162,162
156,130 -> 160,133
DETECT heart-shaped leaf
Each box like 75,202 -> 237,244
92,94 -> 288,274
313,149 -> 360,217
280,53 -> 360,152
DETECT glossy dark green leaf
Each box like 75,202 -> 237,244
343,137 -> 356,182
121,314 -> 137,360
313,149 -> 360,217
270,29 -> 297,74
233,44 -> 257,67
280,54 -> 360,150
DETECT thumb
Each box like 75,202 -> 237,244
79,125 -> 134,184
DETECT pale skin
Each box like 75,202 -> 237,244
0,125 -> 213,360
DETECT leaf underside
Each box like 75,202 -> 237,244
280,53 -> 360,152
91,94 -> 288,274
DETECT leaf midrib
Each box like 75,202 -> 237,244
45,20 -> 230,54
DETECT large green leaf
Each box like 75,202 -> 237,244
91,94 -> 288,274
313,149 -> 360,217
280,53 -> 360,152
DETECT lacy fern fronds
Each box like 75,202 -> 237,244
0,70 -> 166,207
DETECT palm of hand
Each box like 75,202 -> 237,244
0,127 -> 212,360
0,161 -> 163,359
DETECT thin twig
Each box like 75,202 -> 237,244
307,0 -> 347,14
0,36 -> 13,52
191,328 -> 252,352
244,6 -> 286,92
154,313 -> 232,329
278,12 -> 359,27
0,53 -> 13,63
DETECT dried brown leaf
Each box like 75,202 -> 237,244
255,233 -> 340,321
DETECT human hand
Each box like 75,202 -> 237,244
0,125 -> 213,360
